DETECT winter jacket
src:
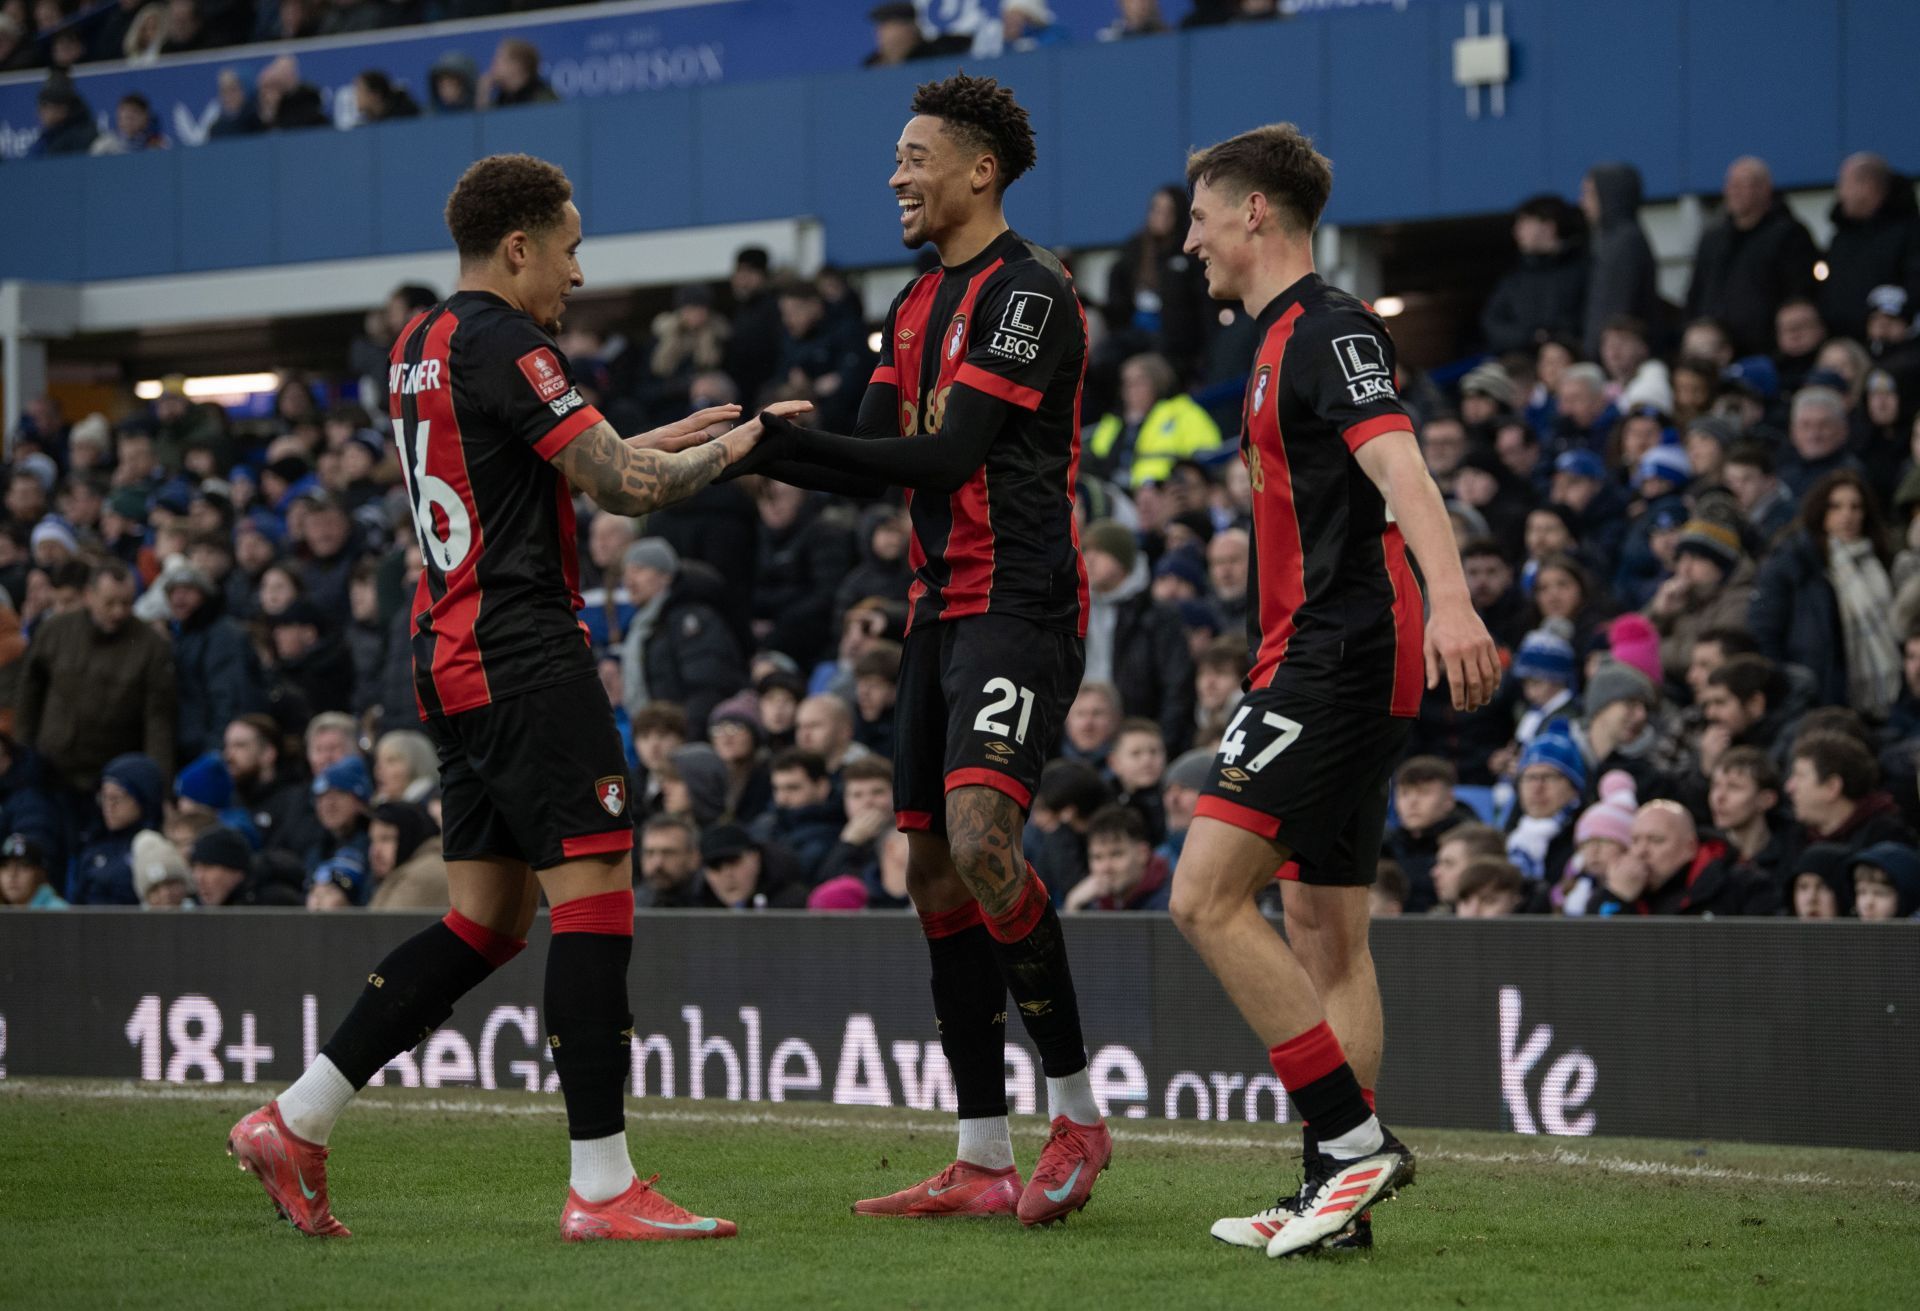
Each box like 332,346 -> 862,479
749,799 -> 844,885
1081,852 -> 1173,911
1098,585 -> 1196,755
1687,199 -> 1820,356
1822,178 -> 1920,341
1748,530 -> 1851,708
752,498 -> 858,667
649,482 -> 761,650
1105,231 -> 1212,380
1647,561 -> 1756,686
268,632 -> 357,722
238,772 -> 320,857
369,836 -> 449,911
18,610 -> 176,790
68,754 -> 164,905
1085,394 -> 1224,488
1582,164 -> 1663,358
1612,493 -> 1689,610
1781,791 -> 1917,865
1383,801 -> 1478,914
832,504 -> 914,632
1646,837 -> 1780,915
1481,244 -> 1588,354
639,564 -> 748,730
1776,447 -> 1865,502
171,598 -> 263,762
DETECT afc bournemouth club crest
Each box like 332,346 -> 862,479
945,314 -> 968,362
1251,364 -> 1273,415
595,775 -> 627,818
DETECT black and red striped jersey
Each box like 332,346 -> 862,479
869,229 -> 1090,637
388,290 -> 602,718
1239,273 -> 1425,717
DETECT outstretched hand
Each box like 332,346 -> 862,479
627,404 -> 743,453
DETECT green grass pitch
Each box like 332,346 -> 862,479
1,1080 -> 1914,1309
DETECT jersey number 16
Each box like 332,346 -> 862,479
397,418 -> 473,573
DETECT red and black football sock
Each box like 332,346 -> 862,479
545,890 -> 636,1141
922,902 -> 1010,1121
982,876 -> 1087,1079
1269,1022 -> 1376,1144
321,910 -> 525,1088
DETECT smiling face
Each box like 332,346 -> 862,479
1184,177 -> 1256,302
521,201 -> 583,334
891,114 -> 992,252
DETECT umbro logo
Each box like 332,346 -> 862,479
1221,767 -> 1250,783
1019,999 -> 1052,1017
898,328 -> 916,342
985,741 -> 1015,759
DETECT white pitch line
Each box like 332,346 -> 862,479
4,1080 -> 1915,1193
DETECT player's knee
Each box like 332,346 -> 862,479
905,859 -> 969,910
1169,869 -> 1229,940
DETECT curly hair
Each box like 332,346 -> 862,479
444,153 -> 572,263
1185,122 -> 1333,235
910,72 -> 1036,192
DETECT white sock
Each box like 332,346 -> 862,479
1046,1070 -> 1101,1126
1320,1115 -> 1385,1161
277,1056 -> 356,1146
570,1132 -> 638,1203
956,1115 -> 1015,1170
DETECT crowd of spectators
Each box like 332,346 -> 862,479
4,143 -> 1920,925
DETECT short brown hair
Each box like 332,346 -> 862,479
1792,733 -> 1878,801
1197,635 -> 1251,675
1085,803 -> 1148,847
1439,822 -> 1507,862
1114,718 -> 1163,746
632,703 -> 688,738
853,641 -> 902,683
1457,857 -> 1524,905
1185,123 -> 1332,235
1395,755 -> 1458,791
841,755 -> 892,786
1713,746 -> 1780,794
445,153 -> 572,264
769,748 -> 828,782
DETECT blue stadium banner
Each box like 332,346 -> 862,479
0,0 -> 1437,161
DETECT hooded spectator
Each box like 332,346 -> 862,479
663,741 -> 730,827
69,752 -> 163,904
697,823 -> 805,909
1787,842 -> 1855,920
428,50 -> 477,112
367,801 -> 446,910
1580,162 -> 1662,358
1687,157 -> 1820,356
1850,841 -> 1920,920
833,505 -> 913,632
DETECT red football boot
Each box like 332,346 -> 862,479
560,1174 -> 738,1242
852,1160 -> 1022,1218
226,1101 -> 350,1237
1017,1117 -> 1113,1226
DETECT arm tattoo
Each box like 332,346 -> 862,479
552,420 -> 730,516
945,786 -> 1029,920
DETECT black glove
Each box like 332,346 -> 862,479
717,410 -> 800,482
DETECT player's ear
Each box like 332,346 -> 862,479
973,151 -> 998,197
1244,191 -> 1267,234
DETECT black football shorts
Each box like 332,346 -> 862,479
893,614 -> 1084,835
1194,686 -> 1411,886
424,674 -> 635,871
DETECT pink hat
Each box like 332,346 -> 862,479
1607,613 -> 1662,685
1574,770 -> 1638,847
806,875 -> 869,912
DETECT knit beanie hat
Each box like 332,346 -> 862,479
1511,629 -> 1576,685
1606,614 -> 1663,685
1518,727 -> 1587,793
1082,519 -> 1138,575
1574,770 -> 1638,847
1673,518 -> 1742,574
1584,659 -> 1659,719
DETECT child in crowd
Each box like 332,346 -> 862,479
1851,843 -> 1920,920
1555,770 -> 1636,916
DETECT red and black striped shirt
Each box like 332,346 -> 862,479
868,229 -> 1090,637
1239,273 -> 1425,717
388,291 -> 602,718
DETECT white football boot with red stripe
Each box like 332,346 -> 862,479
1263,1136 -> 1414,1258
